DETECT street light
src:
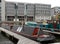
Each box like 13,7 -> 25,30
15,3 -> 18,21
24,4 -> 27,22
14,3 -> 19,25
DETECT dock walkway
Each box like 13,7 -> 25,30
0,32 -> 14,44
0,27 -> 40,44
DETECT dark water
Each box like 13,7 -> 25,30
40,34 -> 60,44
55,34 -> 60,42
0,32 -> 60,44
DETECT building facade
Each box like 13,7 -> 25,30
0,0 -> 51,22
5,2 -> 15,21
51,7 -> 60,16
35,4 -> 51,21
0,0 -> 5,21
5,2 -> 35,21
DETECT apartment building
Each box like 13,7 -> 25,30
51,7 -> 60,16
0,0 -> 51,22
35,4 -> 51,21
5,2 -> 34,21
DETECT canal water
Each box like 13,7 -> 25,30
54,34 -> 60,42
0,32 -> 60,44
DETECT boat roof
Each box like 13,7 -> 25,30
25,21 -> 37,25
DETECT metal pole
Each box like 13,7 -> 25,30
34,4 -> 36,21
24,4 -> 27,23
14,3 -> 18,25
5,8 -> 7,21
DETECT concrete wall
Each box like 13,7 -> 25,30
26,3 -> 34,16
5,2 -> 16,16
1,0 -> 5,21
17,3 -> 25,16
51,8 -> 54,16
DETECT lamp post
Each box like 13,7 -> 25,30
14,3 -> 19,25
24,4 -> 27,23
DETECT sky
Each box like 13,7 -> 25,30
6,0 -> 60,7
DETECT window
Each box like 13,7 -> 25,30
7,16 -> 15,21
0,0 -> 1,2
18,16 -> 24,21
27,16 -> 33,21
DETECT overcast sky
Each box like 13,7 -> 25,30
6,0 -> 60,7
